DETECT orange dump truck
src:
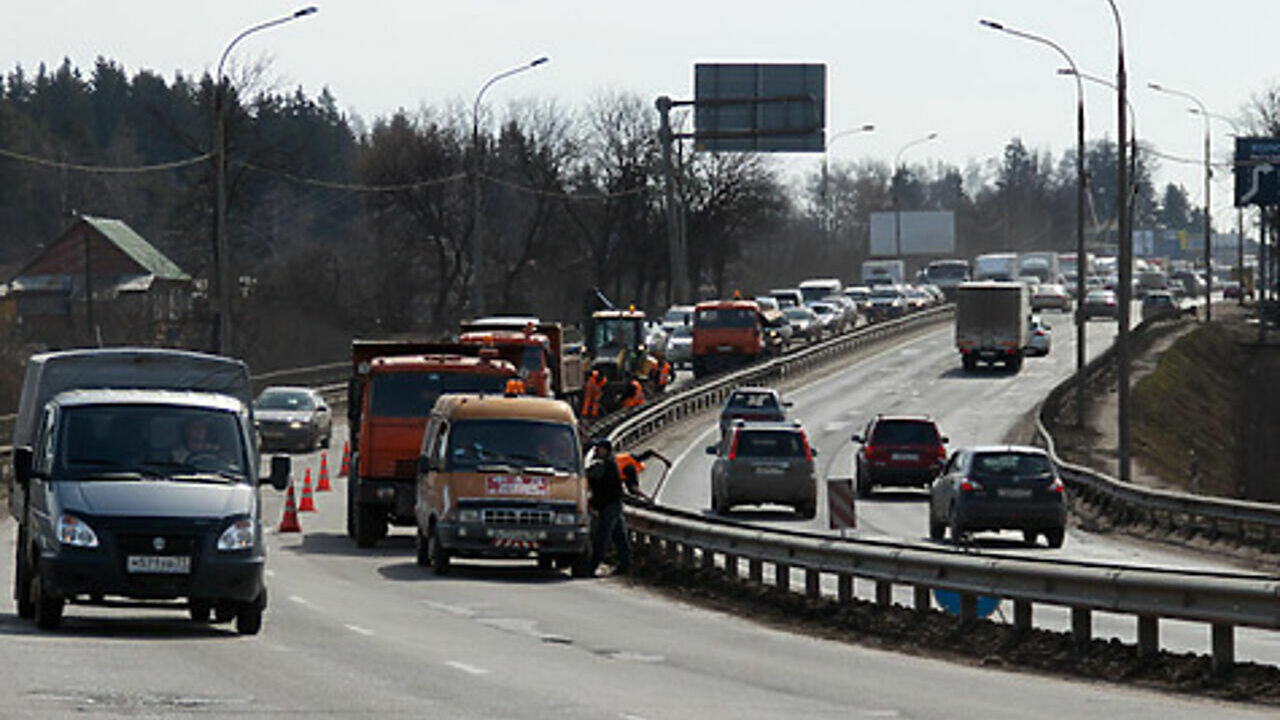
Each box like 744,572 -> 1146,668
414,394 -> 593,576
691,299 -> 765,378
458,317 -> 585,405
346,340 -> 517,548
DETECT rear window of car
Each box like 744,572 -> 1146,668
972,452 -> 1053,477
870,420 -> 939,445
728,392 -> 780,412
734,430 -> 805,458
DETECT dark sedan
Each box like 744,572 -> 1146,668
1080,289 -> 1119,320
928,446 -> 1066,547
254,386 -> 333,452
707,421 -> 818,518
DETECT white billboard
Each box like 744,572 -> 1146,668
869,210 -> 956,257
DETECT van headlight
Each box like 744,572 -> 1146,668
457,509 -> 480,523
289,420 -> 304,429
56,514 -> 99,548
217,519 -> 255,551
555,512 -> 579,526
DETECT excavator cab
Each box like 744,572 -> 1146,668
589,311 -> 647,381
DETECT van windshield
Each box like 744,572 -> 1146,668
446,419 -> 582,474
55,404 -> 248,481
371,372 -> 510,418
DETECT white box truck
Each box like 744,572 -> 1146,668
954,281 -> 1031,372
861,260 -> 905,287
972,252 -> 1019,281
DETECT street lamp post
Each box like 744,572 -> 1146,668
470,57 -> 549,317
821,124 -> 875,235
1149,81 -> 1213,322
980,20 -> 1087,430
892,132 -> 938,258
1190,107 -> 1246,305
214,6 -> 316,356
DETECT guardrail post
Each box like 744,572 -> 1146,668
1013,600 -> 1032,632
805,568 -> 820,599
1071,607 -> 1092,649
681,542 -> 695,568
913,585 -> 931,613
1137,615 -> 1159,658
749,558 -> 763,584
725,553 -> 738,578
775,563 -> 790,591
875,580 -> 892,606
837,574 -> 853,603
959,594 -> 977,624
700,546 -> 715,570
1211,624 -> 1235,675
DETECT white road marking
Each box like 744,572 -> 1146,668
344,624 -> 374,636
445,661 -> 489,675
620,714 -> 649,720
288,595 -> 319,610
658,424 -> 718,503
422,599 -> 485,617
264,570 -> 276,578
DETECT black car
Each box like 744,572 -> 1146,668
928,446 -> 1066,547
718,387 -> 791,438
254,386 -> 333,452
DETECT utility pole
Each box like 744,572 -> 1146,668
656,96 -> 688,304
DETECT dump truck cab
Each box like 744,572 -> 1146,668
691,299 -> 765,378
414,394 -> 592,576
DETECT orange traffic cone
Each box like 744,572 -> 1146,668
298,468 -> 317,512
339,441 -> 350,478
316,452 -> 332,492
278,481 -> 302,533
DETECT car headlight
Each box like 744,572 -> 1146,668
289,420 -> 304,429
555,512 -> 580,525
457,509 -> 481,523
56,514 -> 99,548
217,519 -> 255,551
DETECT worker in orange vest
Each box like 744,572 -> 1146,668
620,378 -> 645,408
581,370 -> 605,417
657,359 -> 672,389
505,378 -> 526,396
613,448 -> 666,504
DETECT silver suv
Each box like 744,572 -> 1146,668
706,421 -> 818,518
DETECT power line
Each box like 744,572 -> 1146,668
237,161 -> 467,192
0,146 -> 211,173
481,172 -> 651,201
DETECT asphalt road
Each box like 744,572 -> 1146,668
1,306 -> 1274,718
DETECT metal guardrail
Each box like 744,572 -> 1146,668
606,309 -> 1279,672
1035,319 -> 1280,553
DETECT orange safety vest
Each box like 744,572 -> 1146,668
658,361 -> 672,387
615,452 -> 646,479
505,378 -> 526,395
620,380 -> 645,408
582,372 -> 605,417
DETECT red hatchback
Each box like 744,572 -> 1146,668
852,415 -> 949,497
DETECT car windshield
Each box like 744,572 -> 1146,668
927,264 -> 969,281
810,304 -> 833,315
871,420 -> 939,445
845,290 -> 869,301
671,325 -> 692,338
972,452 -> 1054,478
696,308 -> 757,329
733,430 -> 806,458
56,404 -> 248,481
784,307 -> 813,320
371,372 -> 510,418
446,419 -> 581,474
871,287 -> 902,299
727,392 -> 780,413
520,346 -> 544,372
255,389 -> 314,411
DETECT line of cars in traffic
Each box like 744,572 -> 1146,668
704,387 -> 1067,548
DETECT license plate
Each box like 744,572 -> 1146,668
755,465 -> 786,475
127,555 -> 191,574
997,488 -> 1032,499
891,453 -> 918,462
717,345 -> 734,352
492,529 -> 542,541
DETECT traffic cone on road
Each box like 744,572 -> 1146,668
316,452 -> 332,492
298,468 -> 317,512
339,441 -> 350,478
278,481 -> 302,533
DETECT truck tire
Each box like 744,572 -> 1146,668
962,354 -> 978,372
1007,354 -> 1023,372
795,500 -> 816,520
32,561 -> 64,630
929,515 -> 945,540
415,527 -> 430,567
570,552 -> 594,578
1044,528 -> 1065,548
189,599 -> 212,623
692,358 -> 705,379
345,472 -> 357,539
428,523 -> 451,575
14,533 -> 34,620
354,502 -> 387,549
235,592 -> 265,635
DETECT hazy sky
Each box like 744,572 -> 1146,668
4,1 -> 1277,219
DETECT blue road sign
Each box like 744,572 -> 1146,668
1234,137 -> 1280,207
932,589 -> 1001,618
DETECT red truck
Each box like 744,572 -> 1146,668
346,340 -> 518,548
691,299 -> 765,378
458,317 -> 585,406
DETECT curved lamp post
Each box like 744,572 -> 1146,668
214,6 -> 317,355
1189,106 -> 1246,307
981,18 -> 1088,429
821,123 -> 875,234
470,56 -> 549,316
891,132 -> 938,257
1149,81 -> 1213,322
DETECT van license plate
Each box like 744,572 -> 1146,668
493,529 -> 542,541
127,555 -> 191,574
891,453 -> 918,461
997,488 -> 1032,499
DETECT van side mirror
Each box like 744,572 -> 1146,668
704,445 -> 717,455
13,446 -> 33,486
266,456 -> 291,491
810,447 -> 820,456
851,434 -> 864,444
940,436 -> 950,444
